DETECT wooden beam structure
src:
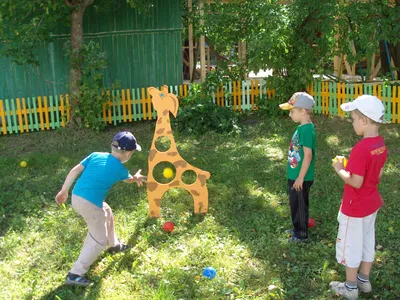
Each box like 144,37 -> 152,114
199,0 -> 206,82
188,0 -> 194,81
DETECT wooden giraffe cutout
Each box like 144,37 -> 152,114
146,85 -> 211,218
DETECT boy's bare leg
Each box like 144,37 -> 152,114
346,267 -> 358,282
359,261 -> 373,276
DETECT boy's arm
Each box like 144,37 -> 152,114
335,169 -> 364,188
293,146 -> 312,191
124,169 -> 147,187
55,164 -> 84,205
333,159 -> 364,188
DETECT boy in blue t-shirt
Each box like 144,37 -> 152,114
55,131 -> 146,287
279,92 -> 316,242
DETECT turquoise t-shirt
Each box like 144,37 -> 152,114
72,152 -> 131,207
287,123 -> 316,181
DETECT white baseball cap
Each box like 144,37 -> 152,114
340,95 -> 385,123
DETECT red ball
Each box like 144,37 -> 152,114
163,221 -> 175,232
308,218 -> 316,228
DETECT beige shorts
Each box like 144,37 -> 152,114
336,211 -> 378,268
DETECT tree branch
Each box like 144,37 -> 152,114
64,0 -> 73,9
85,0 -> 95,7
204,36 -> 235,64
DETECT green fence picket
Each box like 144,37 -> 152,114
32,97 -> 39,131
49,96 -> 55,129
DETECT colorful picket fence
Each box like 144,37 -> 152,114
0,80 -> 399,135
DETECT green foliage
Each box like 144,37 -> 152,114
188,0 -> 400,100
256,94 -> 286,119
0,0 -> 69,65
173,82 -> 241,135
65,40 -> 119,131
0,0 -> 154,65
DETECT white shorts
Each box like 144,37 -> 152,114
336,211 -> 378,268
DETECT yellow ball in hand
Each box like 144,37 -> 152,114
163,167 -> 174,179
332,156 -> 348,167
20,161 -> 27,168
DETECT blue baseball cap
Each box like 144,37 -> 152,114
112,131 -> 142,151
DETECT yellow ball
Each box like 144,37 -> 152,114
20,161 -> 27,168
332,156 -> 348,167
163,167 -> 174,179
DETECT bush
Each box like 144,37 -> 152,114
173,83 -> 241,135
256,95 -> 287,119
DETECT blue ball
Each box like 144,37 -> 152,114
203,267 -> 216,279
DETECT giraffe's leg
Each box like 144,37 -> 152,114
147,190 -> 162,218
191,187 -> 209,214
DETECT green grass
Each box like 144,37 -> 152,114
0,115 -> 399,299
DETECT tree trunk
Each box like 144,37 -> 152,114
65,0 -> 94,126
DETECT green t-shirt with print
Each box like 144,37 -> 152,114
287,123 -> 316,181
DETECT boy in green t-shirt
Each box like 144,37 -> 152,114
279,92 -> 316,242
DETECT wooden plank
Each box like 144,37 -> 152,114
395,86 -> 400,123
227,81 -> 232,107
147,87 -> 153,120
241,80 -> 246,110
126,89 -> 132,122
137,88 -> 143,120
232,81 -> 237,110
21,98 -> 29,132
250,80 -> 255,110
49,96 -> 55,129
121,89 -> 127,123
132,89 -> 138,121
32,97 -> 39,131
27,98 -> 34,131
106,91 -> 112,124
141,88 -> 147,120
60,95 -> 66,127
10,99 -> 18,133
16,98 -> 24,133
44,96 -> 50,130
55,96 -> 60,128
66,94 -> 70,124
5,100 -> 14,134
0,100 -> 7,135
111,90 -> 116,125
116,90 -> 122,124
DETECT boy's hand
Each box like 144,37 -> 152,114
332,157 -> 345,173
55,189 -> 68,205
133,169 -> 147,187
293,177 -> 304,191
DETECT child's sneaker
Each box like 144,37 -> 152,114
108,243 -> 131,254
329,281 -> 358,300
65,272 -> 93,287
288,235 -> 307,243
357,279 -> 372,293
285,229 -> 295,235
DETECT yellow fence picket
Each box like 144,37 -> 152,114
37,97 -> 45,131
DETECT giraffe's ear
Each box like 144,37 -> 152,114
161,85 -> 169,94
148,87 -> 159,96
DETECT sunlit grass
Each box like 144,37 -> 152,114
0,115 -> 399,299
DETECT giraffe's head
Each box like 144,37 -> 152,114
148,85 -> 179,118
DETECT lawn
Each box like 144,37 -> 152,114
0,114 -> 399,299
